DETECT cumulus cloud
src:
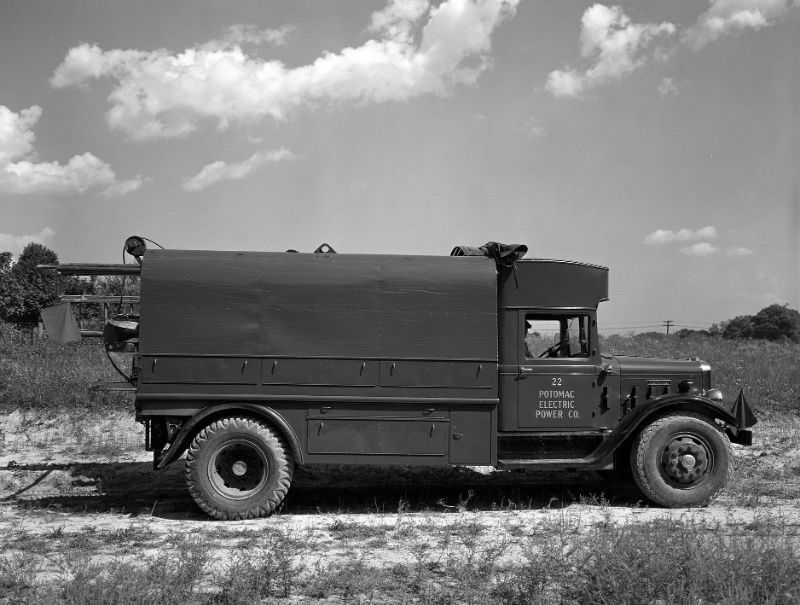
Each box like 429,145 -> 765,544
684,0 -> 797,50
545,4 -> 676,98
547,2 -> 799,97
0,105 -> 140,196
183,148 -> 295,192
100,176 -> 146,198
644,226 -> 755,258
0,227 -> 55,257
643,226 -> 717,245
681,242 -> 719,257
51,0 -> 519,141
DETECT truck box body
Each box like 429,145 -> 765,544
136,250 -> 503,465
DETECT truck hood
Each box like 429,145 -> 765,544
604,354 -> 710,392
607,355 -> 707,376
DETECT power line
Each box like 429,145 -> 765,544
663,320 -> 674,335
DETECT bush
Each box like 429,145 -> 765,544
752,304 -> 800,342
0,243 -> 60,327
716,304 -> 800,342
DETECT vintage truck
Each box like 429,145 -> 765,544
47,239 -> 756,519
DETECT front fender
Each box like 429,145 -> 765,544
592,394 -> 753,464
154,403 -> 303,470
610,394 -> 753,450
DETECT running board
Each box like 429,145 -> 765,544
498,458 -> 613,470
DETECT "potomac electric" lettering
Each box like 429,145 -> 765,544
536,389 -> 580,419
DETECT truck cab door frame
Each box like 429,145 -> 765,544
507,309 -> 617,431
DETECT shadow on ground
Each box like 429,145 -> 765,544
2,460 -> 643,518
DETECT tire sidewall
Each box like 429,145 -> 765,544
632,415 -> 730,507
187,418 -> 289,518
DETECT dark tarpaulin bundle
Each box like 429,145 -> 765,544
450,242 -> 528,269
40,302 -> 81,343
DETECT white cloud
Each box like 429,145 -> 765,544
0,104 -> 139,196
726,246 -> 754,256
0,227 -> 55,257
546,4 -> 675,98
681,242 -> 719,257
101,176 -> 146,198
547,1 -> 798,97
658,76 -> 679,96
643,226 -> 717,244
51,0 -> 519,141
369,0 -> 430,43
0,105 -> 39,165
183,148 -> 295,192
684,0 -> 796,50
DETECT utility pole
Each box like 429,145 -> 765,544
663,320 -> 673,335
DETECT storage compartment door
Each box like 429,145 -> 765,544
307,419 -> 448,456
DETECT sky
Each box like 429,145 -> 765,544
0,0 -> 798,332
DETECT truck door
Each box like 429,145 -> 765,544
516,312 -> 611,430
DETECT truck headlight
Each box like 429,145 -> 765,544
703,388 -> 723,402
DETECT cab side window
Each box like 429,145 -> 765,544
524,314 -> 590,359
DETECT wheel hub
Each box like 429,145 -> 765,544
661,436 -> 710,485
208,440 -> 268,500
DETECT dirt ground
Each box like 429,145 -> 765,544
2,409 -> 800,573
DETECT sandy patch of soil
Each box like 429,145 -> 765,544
1,409 -> 799,579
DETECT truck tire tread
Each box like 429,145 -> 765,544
631,412 -> 731,508
185,416 -> 294,520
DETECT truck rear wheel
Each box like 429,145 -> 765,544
631,413 -> 730,507
185,416 -> 294,520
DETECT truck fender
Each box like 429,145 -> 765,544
154,403 -> 304,470
605,394 -> 750,456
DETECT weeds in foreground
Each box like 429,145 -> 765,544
60,537 -> 208,605
212,529 -> 309,603
1,517 -> 799,604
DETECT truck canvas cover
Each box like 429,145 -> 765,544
139,250 -> 498,361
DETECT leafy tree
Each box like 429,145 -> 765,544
0,251 -> 12,272
0,243 -> 61,327
722,315 -> 754,340
675,328 -> 710,338
95,275 -> 140,297
751,304 -> 800,342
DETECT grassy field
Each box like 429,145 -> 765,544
1,323 -> 800,603
2,510 -> 800,604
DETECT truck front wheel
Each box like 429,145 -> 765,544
631,414 -> 730,507
185,416 -> 294,520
